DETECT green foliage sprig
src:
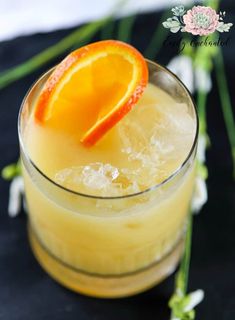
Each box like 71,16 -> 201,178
0,18 -> 110,90
2,161 -> 21,180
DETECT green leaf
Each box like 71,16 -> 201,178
163,18 -> 181,29
170,26 -> 181,33
206,0 -> 219,10
193,33 -> 219,72
144,10 -> 169,60
101,20 -> 115,40
216,22 -> 233,32
198,162 -> 208,180
215,49 -> 235,178
169,213 -> 194,319
0,17 -> 110,90
117,15 -> 136,43
2,161 -> 21,180
197,90 -> 208,135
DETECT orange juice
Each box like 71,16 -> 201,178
19,60 -> 198,298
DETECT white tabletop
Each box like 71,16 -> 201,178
0,0 -> 194,41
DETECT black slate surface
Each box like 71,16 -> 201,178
0,4 -> 235,320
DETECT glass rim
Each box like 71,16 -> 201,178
18,59 -> 199,200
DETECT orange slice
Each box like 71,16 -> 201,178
34,40 -> 148,146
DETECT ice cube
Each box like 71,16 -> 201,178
82,163 -> 119,189
55,163 -> 120,192
54,98 -> 196,197
55,162 -> 146,196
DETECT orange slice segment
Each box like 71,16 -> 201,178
34,40 -> 148,146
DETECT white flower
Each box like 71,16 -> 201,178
184,290 -> 205,312
195,67 -> 212,93
167,55 -> 212,94
8,176 -> 25,218
167,55 -> 194,93
191,176 -> 208,214
197,135 -> 207,164
170,289 -> 205,320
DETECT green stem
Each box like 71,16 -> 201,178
117,15 -> 136,43
170,212 -> 193,319
70,33 -> 94,51
215,49 -> 235,178
178,212 -> 193,295
0,18 -> 109,89
144,10 -> 169,60
197,90 -> 208,136
101,20 -> 115,40
207,0 -> 219,10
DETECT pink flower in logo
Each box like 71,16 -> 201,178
183,6 -> 219,36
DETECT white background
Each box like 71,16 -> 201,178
0,0 -> 194,41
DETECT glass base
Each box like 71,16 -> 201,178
28,225 -> 184,298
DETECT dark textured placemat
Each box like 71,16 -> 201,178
0,5 -> 235,320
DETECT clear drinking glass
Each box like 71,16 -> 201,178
18,60 -> 198,298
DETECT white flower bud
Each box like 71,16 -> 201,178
8,176 -> 24,218
184,289 -> 205,312
195,67 -> 212,93
191,176 -> 208,214
167,55 -> 194,93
